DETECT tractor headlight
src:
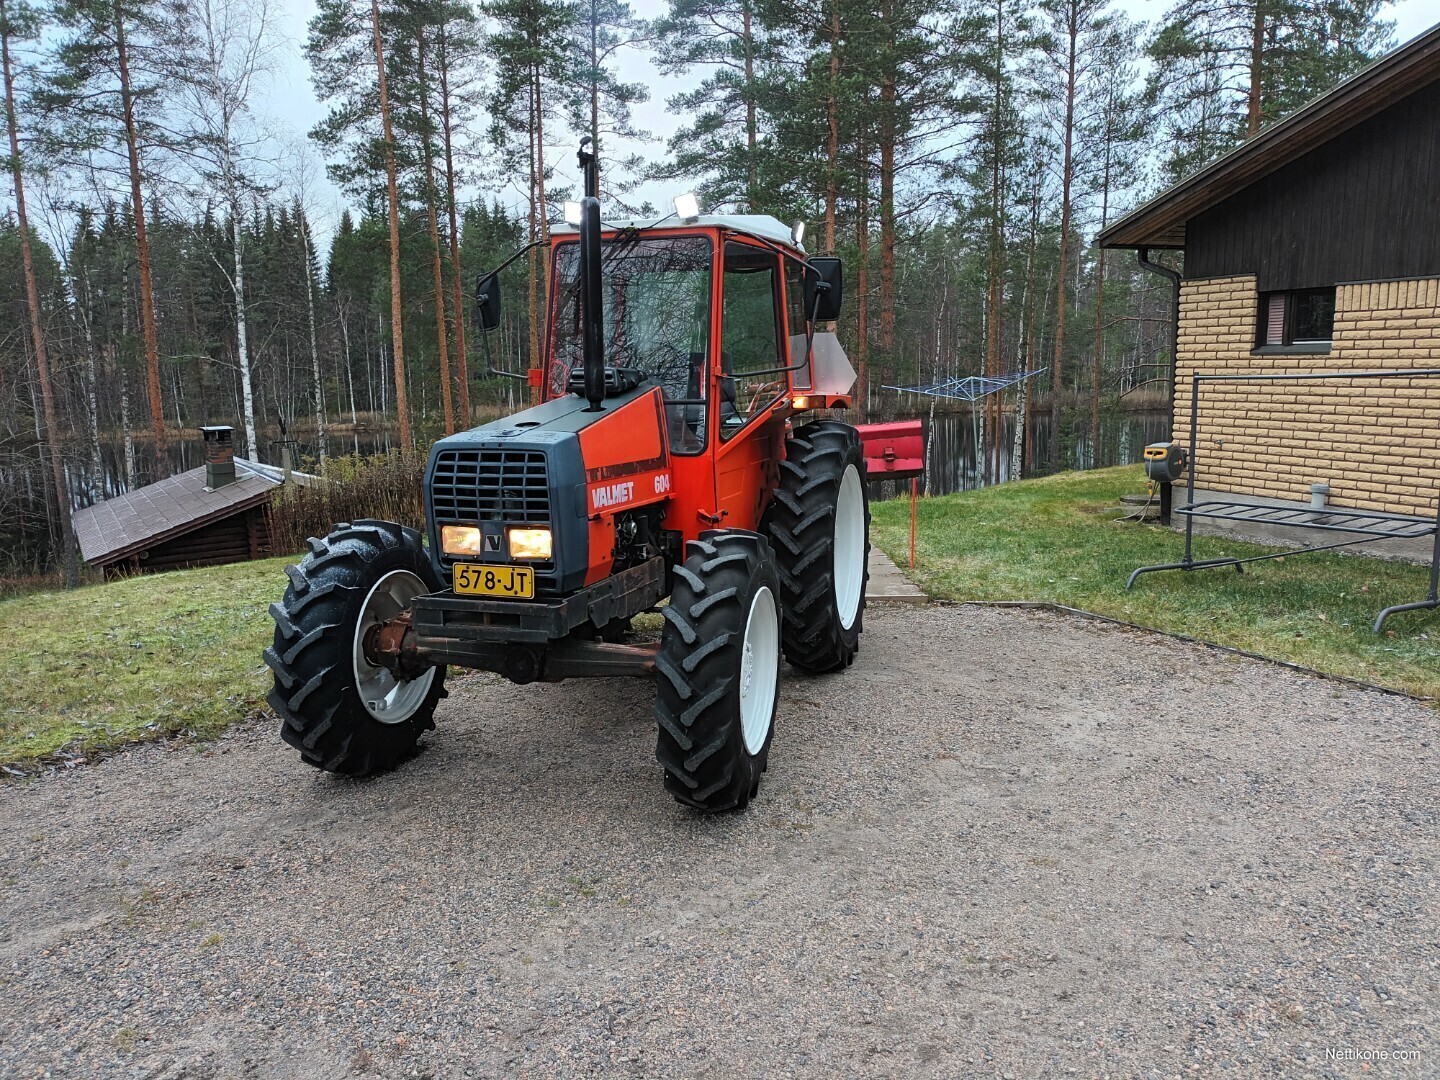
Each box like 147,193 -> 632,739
508,527 -> 553,560
441,525 -> 481,557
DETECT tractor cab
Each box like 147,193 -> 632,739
540,215 -> 854,441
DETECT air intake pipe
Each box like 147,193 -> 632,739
578,138 -> 605,411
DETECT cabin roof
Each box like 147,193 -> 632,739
551,213 -> 806,254
1098,21 -> 1440,250
73,462 -> 279,567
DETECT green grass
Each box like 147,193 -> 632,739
0,556 -> 291,768
871,465 -> 1440,701
5,465 -> 1438,768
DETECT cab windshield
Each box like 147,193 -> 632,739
548,234 -> 714,453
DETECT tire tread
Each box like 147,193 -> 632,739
760,420 -> 870,673
266,519 -> 443,776
653,531 -> 778,812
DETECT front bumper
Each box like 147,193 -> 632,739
411,557 -> 666,648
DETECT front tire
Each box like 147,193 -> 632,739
654,531 -> 781,812
761,419 -> 871,673
265,519 -> 446,776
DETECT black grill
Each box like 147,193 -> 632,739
432,448 -> 550,522
431,448 -> 554,582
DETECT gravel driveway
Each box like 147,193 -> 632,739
1,603 -> 1437,1078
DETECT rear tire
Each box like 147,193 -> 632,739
761,419 -> 870,673
654,530 -> 781,812
265,519 -> 446,776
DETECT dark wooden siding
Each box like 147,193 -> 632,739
1185,79 -> 1440,290
103,506 -> 272,578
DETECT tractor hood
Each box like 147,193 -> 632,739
425,384 -> 672,596
449,383 -> 653,444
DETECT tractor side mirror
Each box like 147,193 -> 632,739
475,273 -> 501,333
804,257 -> 843,322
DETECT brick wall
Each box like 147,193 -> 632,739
1173,274 -> 1440,514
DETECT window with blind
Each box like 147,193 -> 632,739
1257,287 -> 1336,348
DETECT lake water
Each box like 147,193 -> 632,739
871,407 -> 1171,499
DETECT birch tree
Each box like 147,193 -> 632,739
174,0 -> 276,461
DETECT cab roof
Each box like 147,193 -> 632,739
550,213 -> 806,255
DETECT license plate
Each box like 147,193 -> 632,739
453,563 -> 534,599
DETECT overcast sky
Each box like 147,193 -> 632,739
268,0 -> 1439,248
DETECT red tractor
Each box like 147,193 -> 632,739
265,145 -> 869,811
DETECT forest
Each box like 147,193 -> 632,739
0,0 -> 1400,580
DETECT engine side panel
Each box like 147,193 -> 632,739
576,388 -> 673,585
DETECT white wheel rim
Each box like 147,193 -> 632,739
352,569 -> 437,725
834,463 -> 865,631
739,585 -> 779,756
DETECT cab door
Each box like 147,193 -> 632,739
714,239 -> 789,531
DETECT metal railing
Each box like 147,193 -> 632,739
1127,367 -> 1440,633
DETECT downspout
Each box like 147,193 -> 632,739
1137,246 -> 1181,439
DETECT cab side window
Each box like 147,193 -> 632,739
720,242 -> 785,439
785,258 -> 811,389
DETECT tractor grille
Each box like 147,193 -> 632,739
430,448 -> 555,584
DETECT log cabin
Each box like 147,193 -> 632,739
74,426 -> 279,578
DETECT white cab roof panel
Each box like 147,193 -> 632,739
551,213 -> 806,254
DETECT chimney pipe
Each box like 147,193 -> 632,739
202,425 -> 237,489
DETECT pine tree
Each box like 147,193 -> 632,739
431,0 -> 482,425
390,11 -> 456,433
964,0 -> 1030,479
44,0 -> 184,475
1147,0 -> 1392,181
566,0 -> 650,208
1034,0 -> 1119,471
2,0 -> 75,581
1081,15 -> 1144,454
651,0 -> 772,209
308,0 -> 415,444
484,0 -> 575,377
868,0 -> 974,377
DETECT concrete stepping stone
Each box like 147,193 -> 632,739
866,548 -> 927,603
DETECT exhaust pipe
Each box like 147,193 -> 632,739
578,138 -> 605,412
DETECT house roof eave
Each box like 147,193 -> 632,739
1097,23 -> 1440,251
